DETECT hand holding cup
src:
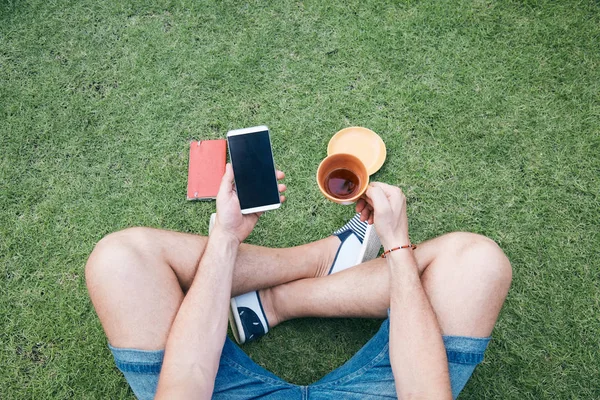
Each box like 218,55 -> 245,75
356,182 -> 409,249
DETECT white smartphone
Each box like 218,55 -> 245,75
227,126 -> 281,214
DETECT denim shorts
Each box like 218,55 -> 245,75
110,319 -> 490,400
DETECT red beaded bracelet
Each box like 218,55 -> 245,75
381,244 -> 417,258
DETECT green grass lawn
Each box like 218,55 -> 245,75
1,0 -> 599,398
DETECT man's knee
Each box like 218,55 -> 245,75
445,232 -> 512,291
85,227 -> 154,295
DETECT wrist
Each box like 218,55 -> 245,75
386,248 -> 419,275
210,225 -> 241,248
381,234 -> 411,251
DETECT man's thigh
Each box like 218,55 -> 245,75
412,231 -> 512,337
86,227 -> 208,349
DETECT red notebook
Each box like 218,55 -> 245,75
187,139 -> 227,200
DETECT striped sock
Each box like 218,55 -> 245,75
333,213 -> 367,242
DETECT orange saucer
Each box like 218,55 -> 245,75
327,127 -> 386,175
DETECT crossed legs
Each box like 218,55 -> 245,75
86,227 -> 339,350
261,231 -> 511,338
86,227 -> 511,352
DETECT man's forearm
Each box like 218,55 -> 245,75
156,229 -> 239,399
388,250 -> 452,400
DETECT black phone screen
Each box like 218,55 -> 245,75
228,130 -> 280,211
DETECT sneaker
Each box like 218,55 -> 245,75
330,213 -> 382,275
228,291 -> 269,344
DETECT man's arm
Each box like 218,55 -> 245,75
387,249 -> 451,399
360,183 -> 452,400
154,229 -> 238,399
155,164 -> 268,399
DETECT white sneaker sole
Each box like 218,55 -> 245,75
356,222 -> 382,264
228,297 -> 245,345
209,213 -> 216,235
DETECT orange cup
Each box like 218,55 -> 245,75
317,153 -> 369,205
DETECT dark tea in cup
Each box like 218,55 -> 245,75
325,168 -> 360,199
317,153 -> 369,205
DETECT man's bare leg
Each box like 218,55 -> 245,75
86,227 -> 340,350
260,232 -> 512,337
87,225 -> 510,359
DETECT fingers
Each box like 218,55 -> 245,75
223,163 -> 234,184
217,163 -> 235,199
249,211 -> 262,219
366,185 -> 390,214
369,182 -> 395,191
356,198 -> 367,215
370,182 -> 403,199
276,171 -> 286,201
361,207 -> 373,223
359,211 -> 367,222
278,181 -> 286,203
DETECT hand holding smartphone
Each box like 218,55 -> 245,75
227,126 -> 281,214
